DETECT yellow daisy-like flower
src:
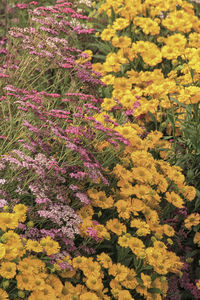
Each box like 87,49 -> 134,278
86,276 -> 103,291
0,213 -> 19,231
26,240 -> 43,253
194,232 -> 200,247
196,279 -> 200,290
80,292 -> 100,300
97,252 -> 113,269
109,263 -> 129,282
40,236 -> 60,256
128,237 -> 145,257
163,224 -> 175,237
101,98 -> 116,111
184,213 -> 200,230
0,262 -> 16,279
115,200 -> 131,219
165,191 -> 184,208
0,288 -> 9,299
0,244 -> 5,259
106,218 -> 127,236
118,233 -> 131,248
118,290 -> 134,299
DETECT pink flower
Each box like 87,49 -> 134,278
86,227 -> 101,241
16,4 -> 27,9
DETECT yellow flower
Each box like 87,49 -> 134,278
60,281 -> 75,297
106,218 -> 127,236
180,185 -> 196,201
95,224 -> 110,240
26,240 -> 43,253
112,18 -> 130,30
81,258 -> 101,278
89,190 -> 114,209
114,77 -> 132,91
86,276 -> 103,291
194,232 -> 200,247
163,224 -> 175,237
16,274 -> 34,290
112,35 -> 132,48
165,191 -> 184,208
72,256 -> 87,269
0,288 -> 9,299
115,200 -> 131,219
0,213 -> 19,231
118,290 -> 134,299
80,292 -> 100,300
196,279 -> 200,290
141,272 -> 151,288
134,17 -> 160,35
184,213 -> 200,230
40,236 -> 60,256
97,253 -> 113,269
121,269 -> 137,289
101,26 -> 116,41
118,234 -> 131,248
132,167 -> 153,184
0,262 -> 16,279
101,98 -> 116,111
109,263 -> 129,282
13,204 -> 27,222
128,237 -> 145,257
0,244 -> 5,259
101,74 -> 115,85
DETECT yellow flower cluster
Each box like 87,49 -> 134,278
92,0 -> 200,130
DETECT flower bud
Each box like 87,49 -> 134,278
27,221 -> 34,228
18,291 -> 25,298
2,280 -> 9,289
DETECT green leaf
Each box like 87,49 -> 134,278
186,249 -> 199,258
148,288 -> 163,294
169,96 -> 185,107
136,277 -> 143,285
148,111 -> 157,123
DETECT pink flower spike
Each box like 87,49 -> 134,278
16,4 -> 27,9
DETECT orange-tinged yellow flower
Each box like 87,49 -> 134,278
196,279 -> 200,290
194,232 -> 200,247
112,35 -> 132,48
114,77 -> 132,91
165,191 -> 184,208
109,263 -> 129,282
121,269 -> 137,290
0,262 -> 16,279
141,272 -> 151,288
40,236 -> 60,256
106,218 -> 127,236
118,290 -> 134,299
80,292 -> 100,300
0,213 -> 19,231
115,200 -> 131,219
0,243 -> 5,259
112,18 -> 130,30
118,234 -> 131,248
101,98 -> 116,111
128,237 -> 145,257
26,240 -> 43,253
86,276 -> 104,291
180,185 -> 196,201
0,288 -> 9,299
184,213 -> 200,230
97,253 -> 113,269
81,258 -> 101,278
163,224 -> 175,237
